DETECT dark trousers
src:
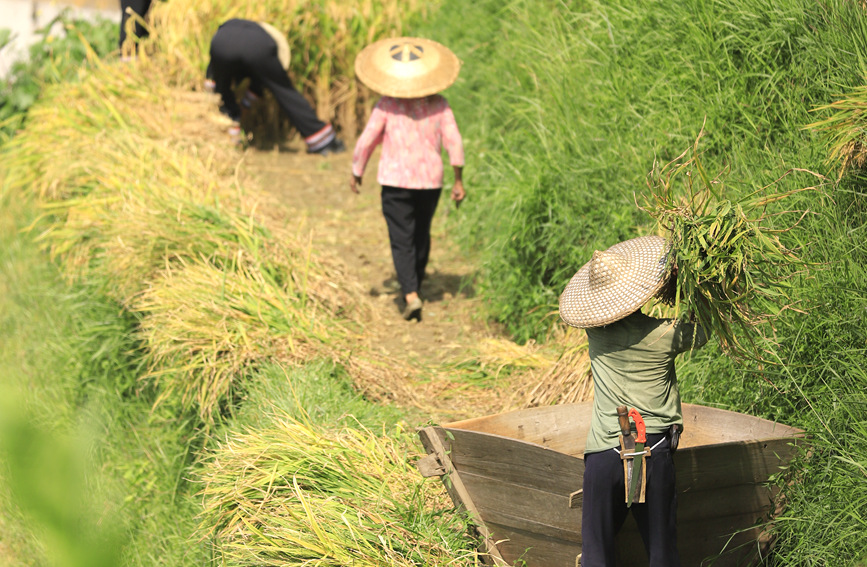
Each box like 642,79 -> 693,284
380,186 -> 442,296
581,433 -> 680,567
208,19 -> 326,137
119,0 -> 152,49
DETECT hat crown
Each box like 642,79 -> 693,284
588,250 -> 629,290
390,42 -> 424,63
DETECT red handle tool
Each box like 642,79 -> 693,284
628,408 -> 646,444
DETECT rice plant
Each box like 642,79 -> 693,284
807,84 -> 867,179
0,56 -> 368,422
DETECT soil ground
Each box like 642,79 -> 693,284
243,137 -> 503,369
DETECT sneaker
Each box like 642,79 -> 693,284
402,296 -> 423,320
309,137 -> 346,156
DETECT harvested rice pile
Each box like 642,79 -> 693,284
198,414 -> 479,566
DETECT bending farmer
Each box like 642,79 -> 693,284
206,19 -> 344,154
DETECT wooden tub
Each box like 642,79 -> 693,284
417,402 -> 804,566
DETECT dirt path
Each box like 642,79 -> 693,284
242,138 -> 502,370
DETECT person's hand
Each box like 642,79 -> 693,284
350,175 -> 362,194
451,179 -> 466,205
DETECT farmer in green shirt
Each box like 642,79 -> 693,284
559,235 -> 708,567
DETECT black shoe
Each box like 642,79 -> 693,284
309,137 -> 346,156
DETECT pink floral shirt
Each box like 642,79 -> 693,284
352,95 -> 464,190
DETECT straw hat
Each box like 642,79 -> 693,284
258,22 -> 291,71
559,236 -> 672,329
354,37 -> 461,98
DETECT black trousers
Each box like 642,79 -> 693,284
581,433 -> 680,567
208,19 -> 327,138
119,0 -> 152,49
380,186 -> 442,296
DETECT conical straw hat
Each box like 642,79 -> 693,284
258,22 -> 291,71
355,37 -> 461,98
559,236 -> 672,328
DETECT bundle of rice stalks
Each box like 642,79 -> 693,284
475,337 -> 552,374
136,259 -> 352,415
517,332 -> 593,408
149,0 -> 430,135
198,415 -> 479,566
807,84 -> 867,180
641,132 -> 818,360
1,72 -> 166,203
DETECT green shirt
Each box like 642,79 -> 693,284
584,310 -> 707,454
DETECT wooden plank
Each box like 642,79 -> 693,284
483,521 -> 581,567
444,402 -> 802,453
417,427 -> 509,566
616,510 -> 771,566
443,428 -> 584,495
678,483 -> 778,522
458,470 -> 581,541
680,404 -> 804,448
675,438 -> 800,492
446,403 -> 595,456
416,453 -> 445,477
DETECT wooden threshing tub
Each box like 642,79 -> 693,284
417,402 -> 804,566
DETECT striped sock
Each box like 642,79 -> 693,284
305,124 -> 335,152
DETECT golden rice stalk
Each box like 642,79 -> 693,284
517,331 -> 593,408
197,415 -> 478,566
476,337 -> 552,371
135,259 -> 348,418
0,55 -> 374,422
30,143 -> 254,298
807,84 -> 867,180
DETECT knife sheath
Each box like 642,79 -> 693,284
619,442 -> 649,505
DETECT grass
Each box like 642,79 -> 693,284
421,0 -> 867,341
418,0 -> 867,563
0,195 -> 206,567
198,413 -> 476,567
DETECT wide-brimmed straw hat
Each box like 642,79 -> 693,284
354,37 -> 461,98
258,22 -> 291,71
559,235 -> 672,329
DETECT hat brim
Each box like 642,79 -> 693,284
559,236 -> 672,328
355,37 -> 461,98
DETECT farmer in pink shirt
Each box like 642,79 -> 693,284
351,37 -> 465,320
